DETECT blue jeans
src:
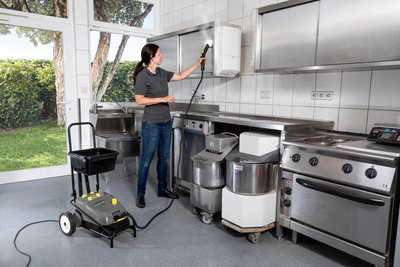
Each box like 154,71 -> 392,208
137,120 -> 172,196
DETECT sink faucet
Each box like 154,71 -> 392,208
193,92 -> 205,104
113,100 -> 128,114
93,103 -> 103,114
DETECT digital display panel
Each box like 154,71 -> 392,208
379,132 -> 393,139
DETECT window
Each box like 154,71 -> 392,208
89,0 -> 159,36
90,30 -> 146,102
0,0 -> 68,18
93,0 -> 154,29
0,11 -> 75,183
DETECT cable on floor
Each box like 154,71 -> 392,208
14,219 -> 58,267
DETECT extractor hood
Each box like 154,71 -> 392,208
147,21 -> 241,78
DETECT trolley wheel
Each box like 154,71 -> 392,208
201,213 -> 213,224
59,212 -> 76,236
192,206 -> 200,215
73,210 -> 83,227
247,233 -> 261,244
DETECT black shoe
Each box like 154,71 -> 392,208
136,196 -> 145,208
157,190 -> 179,199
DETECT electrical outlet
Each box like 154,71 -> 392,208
312,91 -> 333,100
324,91 -> 333,100
311,91 -> 318,100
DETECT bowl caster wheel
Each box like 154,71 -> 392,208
247,233 -> 261,244
192,206 -> 200,215
200,212 -> 213,224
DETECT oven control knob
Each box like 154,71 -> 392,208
309,157 -> 319,166
283,198 -> 291,207
365,168 -> 377,179
284,187 -> 292,195
291,153 -> 301,162
342,163 -> 353,174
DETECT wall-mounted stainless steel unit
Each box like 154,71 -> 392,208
148,21 -> 241,78
316,0 -> 400,65
254,0 -> 319,71
254,0 -> 400,73
151,35 -> 179,73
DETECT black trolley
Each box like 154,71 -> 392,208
59,122 -> 136,247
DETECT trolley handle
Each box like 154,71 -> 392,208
67,122 -> 97,152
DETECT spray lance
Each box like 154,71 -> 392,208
200,40 -> 213,71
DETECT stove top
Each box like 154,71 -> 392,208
289,131 -> 367,147
281,132 -> 399,194
303,135 -> 358,146
337,140 -> 400,158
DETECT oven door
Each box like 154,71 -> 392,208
292,174 -> 392,254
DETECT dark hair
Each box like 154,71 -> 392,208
133,43 -> 159,85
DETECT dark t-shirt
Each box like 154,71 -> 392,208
135,67 -> 174,124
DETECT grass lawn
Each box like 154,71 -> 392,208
0,121 -> 67,172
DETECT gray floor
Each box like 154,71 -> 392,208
1,161 -> 373,267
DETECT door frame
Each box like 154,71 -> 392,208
0,9 -> 77,184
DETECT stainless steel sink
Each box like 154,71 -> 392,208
90,108 -> 132,118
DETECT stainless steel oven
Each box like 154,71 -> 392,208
277,131 -> 400,267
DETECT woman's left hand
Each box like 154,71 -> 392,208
197,57 -> 206,67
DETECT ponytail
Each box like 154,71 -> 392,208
132,61 -> 144,85
133,43 -> 159,86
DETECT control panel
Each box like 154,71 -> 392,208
367,124 -> 400,145
172,117 -> 209,135
184,119 -> 209,135
281,146 -> 396,195
280,171 -> 293,217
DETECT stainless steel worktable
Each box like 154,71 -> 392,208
170,111 -> 334,132
127,103 -> 334,133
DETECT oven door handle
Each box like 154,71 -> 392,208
296,178 -> 385,206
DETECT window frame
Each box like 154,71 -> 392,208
88,0 -> 160,38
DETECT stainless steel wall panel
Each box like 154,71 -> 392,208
180,28 -> 215,76
151,36 -> 179,73
317,0 -> 400,65
260,1 -> 319,69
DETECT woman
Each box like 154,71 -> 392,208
133,43 -> 205,208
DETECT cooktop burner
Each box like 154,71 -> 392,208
304,137 -> 335,146
303,136 -> 354,146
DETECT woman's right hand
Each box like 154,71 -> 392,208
164,95 -> 175,103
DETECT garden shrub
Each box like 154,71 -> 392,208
0,59 -> 43,129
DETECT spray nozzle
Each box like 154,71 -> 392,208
200,40 -> 213,71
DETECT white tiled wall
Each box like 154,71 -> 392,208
161,0 -> 400,134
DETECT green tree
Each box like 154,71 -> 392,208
0,0 -> 153,123
91,1 -> 153,102
101,60 -> 137,102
